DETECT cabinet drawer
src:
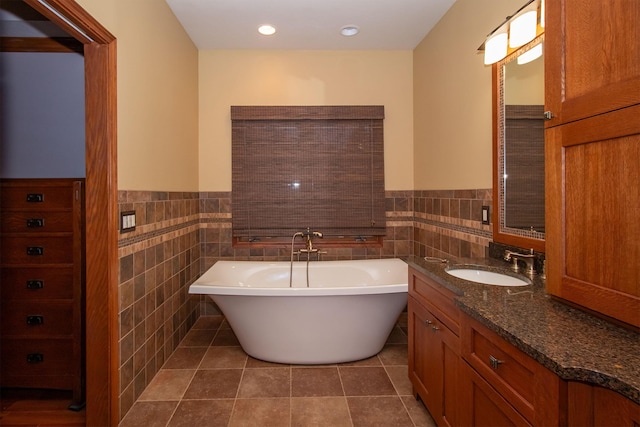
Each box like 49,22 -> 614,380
1,338 -> 76,389
461,314 -> 563,425
0,267 -> 74,299
1,300 -> 74,337
1,235 -> 74,264
1,211 -> 73,233
0,182 -> 74,210
409,267 -> 459,334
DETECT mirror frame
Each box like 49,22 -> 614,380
492,34 -> 545,253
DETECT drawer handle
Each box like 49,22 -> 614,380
26,218 -> 45,228
26,193 -> 44,203
431,325 -> 440,331
26,280 -> 44,289
26,246 -> 44,256
26,315 -> 44,325
26,353 -> 44,363
425,320 -> 433,325
489,355 -> 504,369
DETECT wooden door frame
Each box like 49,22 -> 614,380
22,1 -> 119,425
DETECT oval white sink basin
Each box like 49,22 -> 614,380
446,268 -> 530,286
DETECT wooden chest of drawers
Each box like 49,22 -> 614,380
0,179 -> 85,406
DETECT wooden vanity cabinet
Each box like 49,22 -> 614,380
408,267 -> 460,427
544,0 -> 640,328
459,314 -> 565,427
0,179 -> 85,406
567,381 -> 640,427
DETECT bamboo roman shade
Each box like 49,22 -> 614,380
231,106 -> 386,239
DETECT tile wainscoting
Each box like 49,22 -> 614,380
116,188 -> 490,420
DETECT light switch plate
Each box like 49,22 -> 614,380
482,205 -> 490,225
120,211 -> 136,233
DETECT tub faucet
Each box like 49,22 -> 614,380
300,229 -> 323,254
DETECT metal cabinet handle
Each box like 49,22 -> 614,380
26,193 -> 44,203
26,315 -> 44,325
26,246 -> 44,256
431,325 -> 440,331
26,218 -> 45,228
27,353 -> 44,363
26,280 -> 44,289
489,355 -> 504,369
425,319 -> 433,325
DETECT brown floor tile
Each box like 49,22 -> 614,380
378,344 -> 409,366
246,356 -> 290,368
191,315 -> 224,330
237,368 -> 291,398
401,396 -> 437,427
138,370 -> 195,401
162,347 -> 207,369
228,398 -> 290,427
200,346 -> 247,369
291,367 -> 343,397
291,397 -> 352,427
119,401 -> 178,427
179,328 -> 216,347
339,355 -> 382,367
182,369 -> 242,399
348,396 -> 414,427
212,328 -> 240,346
339,366 -> 397,396
386,325 -> 409,344
385,365 -> 414,396
168,399 -> 234,427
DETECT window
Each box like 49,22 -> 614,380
231,105 -> 385,245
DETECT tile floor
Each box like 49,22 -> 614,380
119,315 -> 436,427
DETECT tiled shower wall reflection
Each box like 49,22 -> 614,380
116,188 -> 489,419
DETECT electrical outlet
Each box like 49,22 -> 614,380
482,205 -> 490,225
120,211 -> 136,233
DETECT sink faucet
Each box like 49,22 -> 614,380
504,248 -> 536,275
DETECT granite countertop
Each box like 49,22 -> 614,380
406,255 -> 640,405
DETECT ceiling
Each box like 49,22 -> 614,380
164,0 -> 457,50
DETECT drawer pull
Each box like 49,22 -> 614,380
26,353 -> 44,363
26,280 -> 44,289
26,246 -> 44,256
489,355 -> 504,369
26,193 -> 44,203
26,315 -> 44,325
431,325 -> 440,331
26,218 -> 45,228
425,320 -> 433,325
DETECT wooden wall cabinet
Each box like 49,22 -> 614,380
544,0 -> 640,328
459,314 -> 565,426
408,267 -> 460,427
0,179 -> 85,407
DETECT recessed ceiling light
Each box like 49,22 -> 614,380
258,24 -> 276,36
340,25 -> 359,37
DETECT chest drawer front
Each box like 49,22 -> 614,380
1,235 -> 74,264
462,315 -> 537,421
1,211 -> 73,233
1,267 -> 74,299
1,300 -> 73,337
410,268 -> 459,334
1,338 -> 76,386
1,184 -> 74,210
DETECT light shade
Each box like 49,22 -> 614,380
509,10 -> 537,48
517,43 -> 543,64
258,24 -> 276,36
484,32 -> 508,65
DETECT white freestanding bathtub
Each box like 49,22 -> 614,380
189,258 -> 408,364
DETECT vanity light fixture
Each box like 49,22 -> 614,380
479,0 -> 542,65
340,25 -> 359,37
258,24 -> 276,36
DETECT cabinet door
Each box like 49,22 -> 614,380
408,296 -> 459,427
545,0 -> 640,126
546,105 -> 640,328
459,362 -> 532,427
568,381 -> 640,427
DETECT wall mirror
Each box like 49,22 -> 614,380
493,34 -> 545,252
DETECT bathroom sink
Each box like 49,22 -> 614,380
445,266 -> 531,286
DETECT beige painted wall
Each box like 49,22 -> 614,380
76,0 -> 199,191
413,0 -> 524,190
198,50 -> 413,191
